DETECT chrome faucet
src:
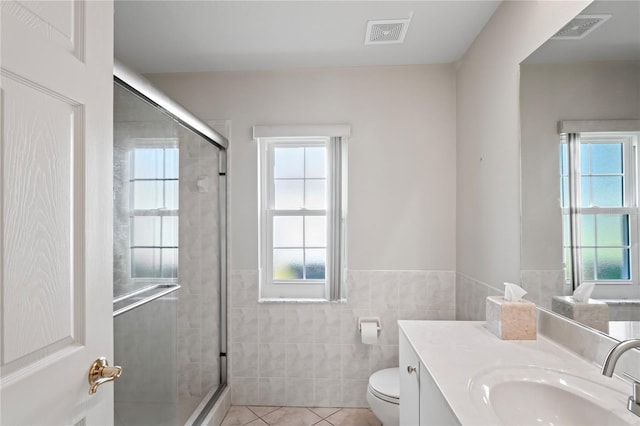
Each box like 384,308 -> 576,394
601,339 -> 640,417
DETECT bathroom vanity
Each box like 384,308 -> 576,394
398,320 -> 640,425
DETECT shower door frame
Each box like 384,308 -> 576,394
113,60 -> 228,424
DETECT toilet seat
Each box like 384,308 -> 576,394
368,368 -> 399,404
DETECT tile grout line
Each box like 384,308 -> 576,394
247,406 -> 343,425
231,406 -> 361,426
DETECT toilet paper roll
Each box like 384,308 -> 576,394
360,322 -> 378,344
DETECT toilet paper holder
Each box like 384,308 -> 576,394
358,317 -> 382,336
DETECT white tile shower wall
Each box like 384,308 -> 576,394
229,269 -> 455,407
114,297 -> 178,404
178,130 -> 221,398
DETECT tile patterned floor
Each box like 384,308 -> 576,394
221,406 -> 382,426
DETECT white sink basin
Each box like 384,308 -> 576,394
469,365 -> 635,425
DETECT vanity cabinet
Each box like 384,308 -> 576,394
399,332 -> 420,425
399,330 -> 460,426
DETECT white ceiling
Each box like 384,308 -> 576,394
524,0 -> 640,64
114,1 -> 502,74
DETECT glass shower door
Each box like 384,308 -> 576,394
113,81 -> 224,425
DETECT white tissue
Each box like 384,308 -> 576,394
572,282 -> 595,303
360,322 -> 378,344
503,282 -> 527,302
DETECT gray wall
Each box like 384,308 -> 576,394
148,65 -> 457,272
148,65 -> 458,407
455,1 -> 591,320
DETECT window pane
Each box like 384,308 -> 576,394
596,215 -> 628,246
305,216 -> 326,247
561,177 -> 569,208
580,144 -> 590,174
274,147 -> 304,178
581,214 -> 595,246
162,216 -> 179,246
580,177 -> 591,207
305,180 -> 326,209
132,216 -> 161,246
305,147 -> 326,178
164,180 -> 179,210
597,248 -> 629,280
591,143 -> 622,174
132,248 -> 160,278
133,149 -> 162,179
164,148 -> 179,179
564,248 -> 572,281
133,181 -> 163,209
161,248 -> 178,278
275,179 -> 304,209
591,176 -> 623,207
305,249 -> 326,279
273,216 -> 303,247
273,249 -> 303,280
582,248 -> 595,280
562,214 -> 570,246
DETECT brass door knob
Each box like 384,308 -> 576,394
88,357 -> 122,394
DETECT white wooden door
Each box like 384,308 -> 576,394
0,1 -> 114,424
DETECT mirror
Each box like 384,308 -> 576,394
520,0 -> 640,340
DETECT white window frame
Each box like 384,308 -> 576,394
256,126 -> 348,302
561,132 -> 639,295
129,139 -> 179,283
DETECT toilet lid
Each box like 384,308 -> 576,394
369,368 -> 399,400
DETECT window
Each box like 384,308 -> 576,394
561,133 -> 638,288
130,146 -> 179,279
257,129 -> 347,301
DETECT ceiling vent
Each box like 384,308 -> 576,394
365,17 -> 412,45
551,14 -> 612,40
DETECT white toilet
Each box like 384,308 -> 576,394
367,367 -> 399,425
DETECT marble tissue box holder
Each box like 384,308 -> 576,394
486,296 -> 537,340
551,296 -> 609,334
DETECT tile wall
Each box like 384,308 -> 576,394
178,131 -> 221,398
114,296 -> 178,425
605,300 -> 640,321
538,309 -> 640,381
520,270 -> 565,310
229,269 -> 456,407
455,271 -> 565,320
455,273 -> 501,321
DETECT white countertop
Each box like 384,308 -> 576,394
398,320 -> 639,425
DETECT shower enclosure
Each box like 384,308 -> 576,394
112,62 -> 227,425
